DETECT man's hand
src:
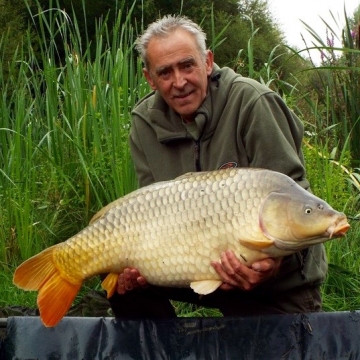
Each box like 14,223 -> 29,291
117,251 -> 281,295
211,250 -> 282,291
116,268 -> 149,295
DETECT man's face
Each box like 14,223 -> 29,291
143,29 -> 213,123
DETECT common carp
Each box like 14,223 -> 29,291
13,168 -> 350,327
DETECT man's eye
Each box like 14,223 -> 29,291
183,63 -> 193,71
159,70 -> 170,78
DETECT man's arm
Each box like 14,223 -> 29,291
129,117 -> 155,187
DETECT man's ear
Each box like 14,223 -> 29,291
143,68 -> 157,90
205,50 -> 214,76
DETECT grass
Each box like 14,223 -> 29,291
0,1 -> 144,266
0,268 -> 37,309
321,220 -> 360,312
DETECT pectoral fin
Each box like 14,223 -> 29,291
239,238 -> 274,250
190,280 -> 223,295
101,273 -> 120,299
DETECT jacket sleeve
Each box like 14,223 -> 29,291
240,90 -> 310,190
129,115 -> 155,188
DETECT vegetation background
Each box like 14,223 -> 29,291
1,0 -> 360,317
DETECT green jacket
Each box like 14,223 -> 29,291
130,64 -> 327,293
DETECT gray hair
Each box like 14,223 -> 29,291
135,15 -> 208,69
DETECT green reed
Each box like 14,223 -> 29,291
0,0 -> 146,266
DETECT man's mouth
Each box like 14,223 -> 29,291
173,91 -> 193,99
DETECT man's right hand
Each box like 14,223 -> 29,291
211,250 -> 282,291
117,268 -> 149,294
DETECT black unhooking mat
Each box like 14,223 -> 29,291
2,311 -> 360,359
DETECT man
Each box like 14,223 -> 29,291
108,15 -> 327,318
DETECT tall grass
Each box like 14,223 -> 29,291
0,1 -> 146,267
298,9 -> 360,167
302,111 -> 360,311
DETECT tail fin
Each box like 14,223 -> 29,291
13,246 -> 82,327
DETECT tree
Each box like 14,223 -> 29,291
0,0 -> 34,82
0,0 -> 308,90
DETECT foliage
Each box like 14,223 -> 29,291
0,0 -> 36,84
290,7 -> 360,313
0,1 -> 142,265
172,301 -> 222,317
302,136 -> 355,212
0,0 -> 303,85
292,8 -> 360,167
0,268 -> 37,309
300,115 -> 360,312
321,220 -> 360,312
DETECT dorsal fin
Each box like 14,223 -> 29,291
238,238 -> 274,250
175,172 -> 198,181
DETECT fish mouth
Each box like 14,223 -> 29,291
327,218 -> 350,238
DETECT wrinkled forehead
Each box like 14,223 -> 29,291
145,29 -> 204,67
147,30 -> 202,65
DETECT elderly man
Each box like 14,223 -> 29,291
107,15 -> 326,318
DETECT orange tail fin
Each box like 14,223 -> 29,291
13,246 -> 82,327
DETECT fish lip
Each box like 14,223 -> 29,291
326,217 -> 350,238
328,221 -> 350,238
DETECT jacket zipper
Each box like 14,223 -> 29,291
195,141 -> 201,171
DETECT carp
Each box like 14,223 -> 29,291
13,168 -> 350,327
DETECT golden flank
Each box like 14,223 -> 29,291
13,168 -> 350,327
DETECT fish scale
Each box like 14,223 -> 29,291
13,168 -> 350,326
66,171 -> 293,279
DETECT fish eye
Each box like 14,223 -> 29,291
304,206 -> 312,215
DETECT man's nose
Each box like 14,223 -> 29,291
173,69 -> 186,88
